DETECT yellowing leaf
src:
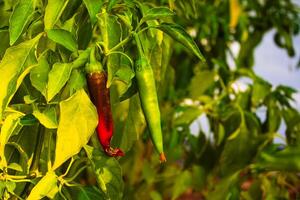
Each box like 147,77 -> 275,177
27,171 -> 58,200
230,0 -> 241,29
140,7 -> 174,24
0,112 -> 24,167
33,107 -> 58,129
0,34 -> 41,119
52,89 -> 98,169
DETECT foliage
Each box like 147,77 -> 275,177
0,0 -> 299,199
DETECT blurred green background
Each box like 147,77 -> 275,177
116,0 -> 300,199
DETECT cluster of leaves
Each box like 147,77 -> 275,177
0,0 -> 300,199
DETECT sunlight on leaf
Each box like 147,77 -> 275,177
27,171 -> 58,200
52,90 -> 98,169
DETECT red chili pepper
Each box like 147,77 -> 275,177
86,48 -> 124,157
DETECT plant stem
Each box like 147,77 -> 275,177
42,129 -> 53,170
64,165 -> 89,182
109,34 -> 132,53
106,51 -> 134,67
30,125 -> 45,172
91,133 -> 101,149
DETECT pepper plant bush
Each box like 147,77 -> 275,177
0,0 -> 300,199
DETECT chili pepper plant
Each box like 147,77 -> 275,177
0,0 -> 300,199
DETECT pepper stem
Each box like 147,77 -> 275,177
134,33 -> 145,58
85,46 -> 103,74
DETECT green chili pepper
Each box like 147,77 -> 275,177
134,34 -> 166,162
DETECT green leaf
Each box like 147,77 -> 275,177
19,113 -> 38,126
62,13 -> 78,34
47,62 -> 73,102
97,12 -> 121,87
0,34 -> 41,119
52,90 -> 98,169
150,191 -> 163,200
77,19 -> 93,50
33,107 -> 58,129
47,29 -> 78,52
77,186 -> 105,200
5,181 -> 16,196
174,106 -> 202,126
156,23 -> 205,61
282,108 -> 300,145
6,142 -> 29,173
44,0 -> 69,30
255,146 -> 300,171
114,64 -> 135,96
107,0 -> 118,12
191,165 -> 206,189
0,30 -> 9,58
7,162 -> 23,172
120,95 -> 146,151
207,172 -> 240,200
219,124 -> 258,175
60,0 -> 82,22
0,181 -> 4,197
27,171 -> 58,200
65,69 -> 87,96
141,161 -> 156,184
276,85 -> 297,99
28,19 -> 44,38
23,95 -> 37,104
0,112 -> 24,167
0,6 -> 10,28
30,52 -> 50,97
116,12 -> 133,30
82,0 -> 103,24
140,7 -> 174,24
172,170 -> 192,200
251,77 -> 271,106
189,70 -> 215,99
217,124 -> 225,145
84,145 -> 124,200
265,99 -> 281,133
261,176 -> 289,199
115,64 -> 135,85
71,48 -> 91,69
119,78 -> 138,102
9,0 -> 34,45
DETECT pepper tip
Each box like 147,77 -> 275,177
159,152 -> 167,163
105,147 -> 125,157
